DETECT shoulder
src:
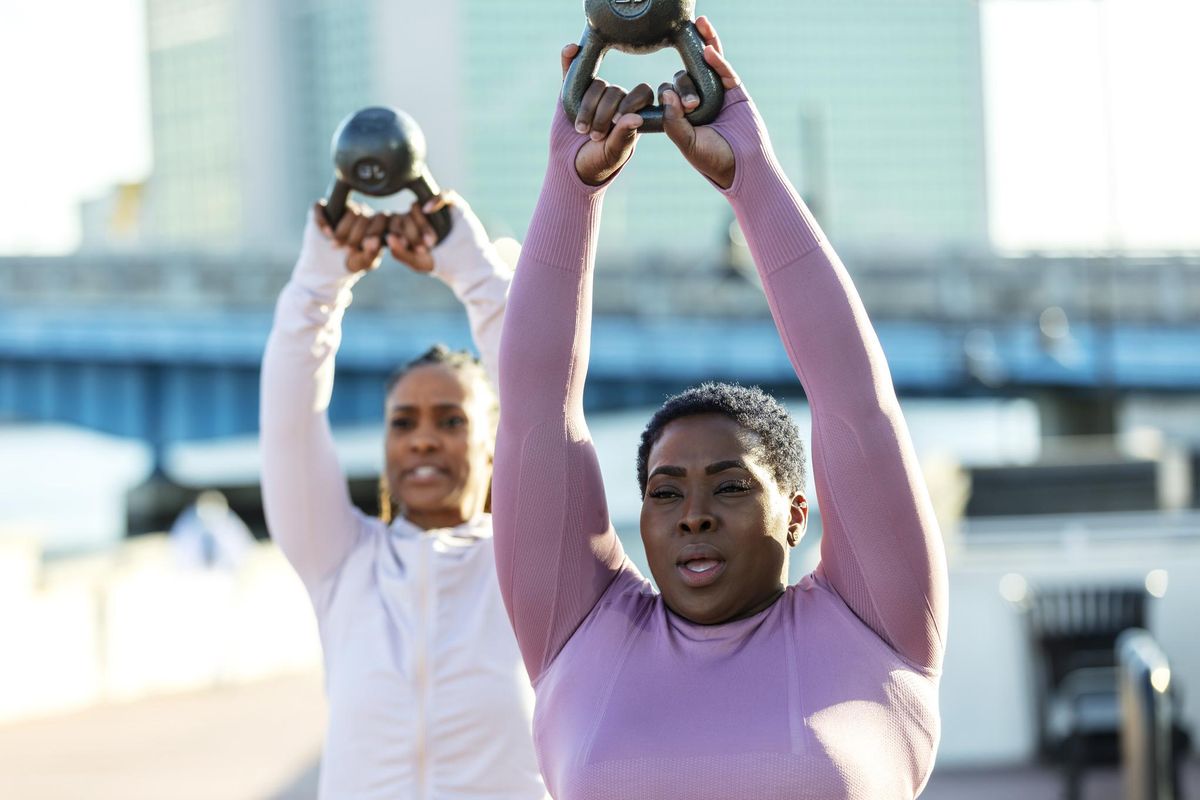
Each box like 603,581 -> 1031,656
306,510 -> 390,608
793,571 -> 941,680
584,561 -> 657,625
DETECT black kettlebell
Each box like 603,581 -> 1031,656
562,0 -> 724,133
323,107 -> 452,242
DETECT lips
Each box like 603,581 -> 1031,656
675,544 -> 727,589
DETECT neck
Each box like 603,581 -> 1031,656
404,492 -> 487,532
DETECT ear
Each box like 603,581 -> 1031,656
786,493 -> 809,548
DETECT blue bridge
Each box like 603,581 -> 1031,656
2,305 -> 1198,463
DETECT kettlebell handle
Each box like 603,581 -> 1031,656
323,173 -> 452,243
562,22 -> 724,134
407,170 -> 453,243
323,180 -> 352,228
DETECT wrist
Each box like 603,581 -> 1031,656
292,215 -> 364,297
706,86 -> 768,198
550,105 -> 617,195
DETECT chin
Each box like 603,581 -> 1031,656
665,591 -> 732,626
396,489 -> 456,515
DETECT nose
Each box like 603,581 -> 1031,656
407,422 -> 441,453
677,498 -> 715,535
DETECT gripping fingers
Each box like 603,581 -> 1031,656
561,43 -> 581,79
402,213 -> 427,253
344,212 -> 372,250
672,70 -> 700,111
333,206 -> 359,244
696,16 -> 722,55
591,85 -> 627,140
312,202 -> 334,239
695,17 -> 740,88
658,83 -> 685,120
617,83 -> 655,117
363,213 -> 387,252
386,213 -> 422,254
409,201 -> 438,249
575,79 -> 607,135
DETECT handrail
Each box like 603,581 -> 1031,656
1117,629 -> 1181,800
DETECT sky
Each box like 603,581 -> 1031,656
0,0 -> 150,254
981,0 -> 1200,252
0,0 -> 1197,255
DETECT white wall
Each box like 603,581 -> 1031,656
0,536 -> 320,724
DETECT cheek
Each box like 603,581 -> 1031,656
639,500 -> 669,530
638,506 -> 674,561
449,432 -> 485,475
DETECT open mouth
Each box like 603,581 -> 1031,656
675,546 -> 727,589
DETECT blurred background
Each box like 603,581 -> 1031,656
1,0 -> 1198,797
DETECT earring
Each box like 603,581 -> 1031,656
378,476 -> 393,524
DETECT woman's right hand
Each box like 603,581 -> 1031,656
563,44 -> 655,186
313,201 -> 388,273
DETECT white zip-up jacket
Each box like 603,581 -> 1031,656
260,204 -> 546,800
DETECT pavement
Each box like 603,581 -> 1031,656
0,672 -> 1194,799
0,672 -> 326,800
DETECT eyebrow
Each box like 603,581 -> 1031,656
647,460 -> 750,480
389,403 -> 466,414
706,459 -> 750,475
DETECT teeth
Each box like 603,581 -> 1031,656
685,559 -> 719,573
411,466 -> 440,478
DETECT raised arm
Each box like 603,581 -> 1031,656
492,57 -> 654,681
663,22 -> 948,672
425,198 -> 513,387
260,212 -> 377,588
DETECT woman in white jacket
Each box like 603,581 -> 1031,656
259,194 -> 545,800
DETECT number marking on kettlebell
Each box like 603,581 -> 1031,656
356,160 -> 387,184
609,0 -> 650,19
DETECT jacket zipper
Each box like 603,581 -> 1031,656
415,540 -> 433,799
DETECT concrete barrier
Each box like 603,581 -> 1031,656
0,534 -> 320,724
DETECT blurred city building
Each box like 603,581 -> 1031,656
124,0 -> 988,257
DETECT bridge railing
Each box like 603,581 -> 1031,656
1117,628 -> 1191,800
3,250 -> 1200,322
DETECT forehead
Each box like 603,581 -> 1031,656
387,363 -> 482,408
647,413 -> 763,468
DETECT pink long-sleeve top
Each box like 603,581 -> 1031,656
492,87 -> 949,800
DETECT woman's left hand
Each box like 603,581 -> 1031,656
659,16 -> 742,190
386,192 -> 457,274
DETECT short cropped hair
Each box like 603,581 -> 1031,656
636,382 -> 806,497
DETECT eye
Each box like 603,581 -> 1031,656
716,480 -> 752,495
440,415 -> 468,429
648,486 -> 682,500
390,417 -> 415,431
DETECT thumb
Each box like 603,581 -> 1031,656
659,86 -> 695,155
604,112 -> 643,164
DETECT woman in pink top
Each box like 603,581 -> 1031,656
491,18 -> 949,799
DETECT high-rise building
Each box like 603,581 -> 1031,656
455,0 -> 990,258
142,1 -> 987,257
143,0 -> 377,252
